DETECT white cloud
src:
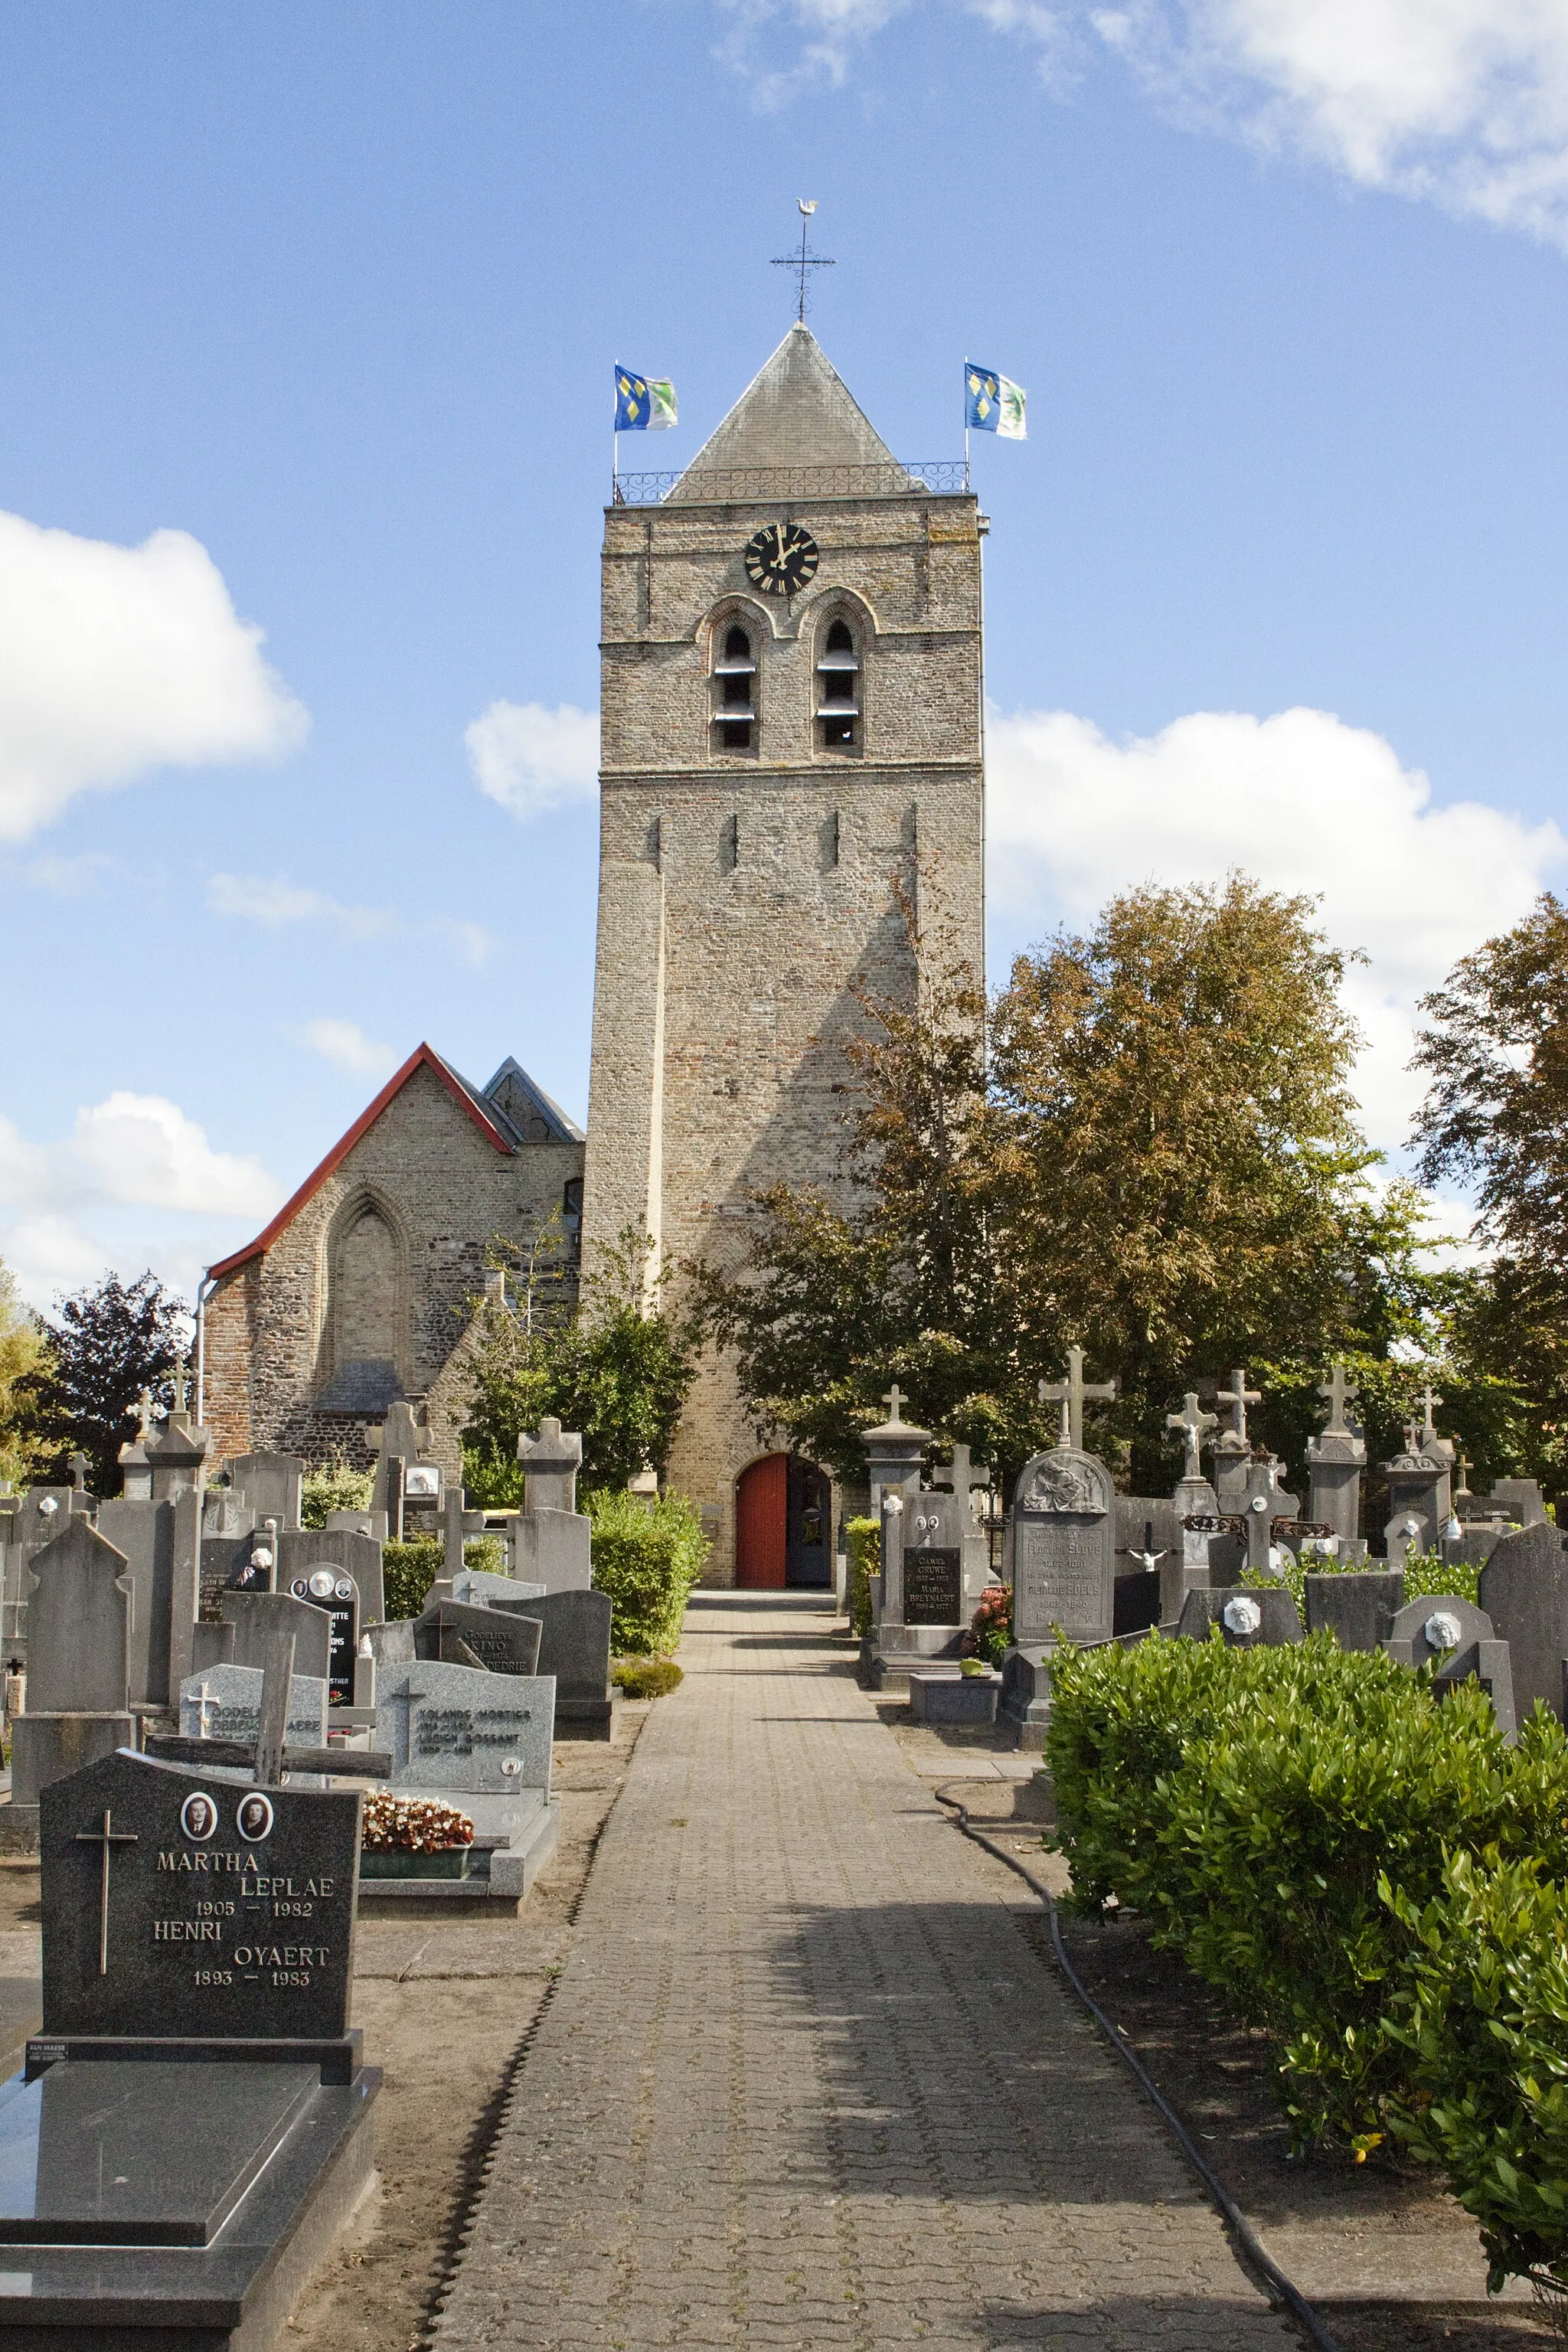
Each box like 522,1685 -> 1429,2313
985,703 -> 1568,1150
0,510 -> 307,841
298,1020 -> 400,1081
69,1093 -> 278,1217
712,0 -> 1568,243
206,871 -> 393,938
466,701 -> 599,821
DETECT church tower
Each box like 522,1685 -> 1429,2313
581,323 -> 985,1584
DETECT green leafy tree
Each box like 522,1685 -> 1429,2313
462,1226 -> 700,1504
704,879 -> 1442,1494
29,1271 -> 190,1494
0,1259 -> 47,1489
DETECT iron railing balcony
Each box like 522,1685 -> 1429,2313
611,459 -> 970,507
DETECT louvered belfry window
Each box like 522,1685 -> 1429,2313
713,622 -> 756,753
817,617 -> 859,751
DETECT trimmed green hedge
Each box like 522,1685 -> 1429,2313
845,1517 -> 879,1638
381,1536 -> 505,1621
587,1488 -> 707,1655
1047,1633 -> 1568,2179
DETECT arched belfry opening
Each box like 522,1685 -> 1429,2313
736,1454 -> 833,1589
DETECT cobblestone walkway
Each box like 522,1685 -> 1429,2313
433,1593 -> 1297,2351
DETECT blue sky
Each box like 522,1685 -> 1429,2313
3,0 -> 1567,1308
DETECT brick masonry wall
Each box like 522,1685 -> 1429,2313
203,1062 -> 584,1480
583,490 -> 985,1580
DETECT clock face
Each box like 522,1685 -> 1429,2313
743,521 -> 818,597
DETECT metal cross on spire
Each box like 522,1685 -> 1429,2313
772,198 -> 835,323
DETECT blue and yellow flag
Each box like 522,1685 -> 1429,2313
964,361 -> 1027,439
615,365 -> 678,432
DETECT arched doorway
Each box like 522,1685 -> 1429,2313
736,1454 -> 833,1589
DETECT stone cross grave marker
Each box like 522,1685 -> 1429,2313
1307,1360 -> 1366,1544
1037,1346 -> 1117,1455
178,1664 -> 328,1755
1237,1457 -> 1300,1577
1211,1367 -> 1263,1514
1166,1392 -> 1217,1483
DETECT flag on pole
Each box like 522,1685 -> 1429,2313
964,361 -> 1026,439
615,365 -> 678,431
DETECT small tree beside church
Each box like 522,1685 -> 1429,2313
461,1223 -> 700,1502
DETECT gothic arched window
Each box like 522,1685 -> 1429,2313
817,616 -> 860,752
711,621 -> 756,755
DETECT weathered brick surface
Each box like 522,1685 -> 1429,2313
583,467 -> 986,1579
433,1595 -> 1295,2351
202,1062 -> 583,1475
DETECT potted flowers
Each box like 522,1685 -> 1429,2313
358,1792 -> 475,1880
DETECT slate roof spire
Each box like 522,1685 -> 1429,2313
671,324 -> 903,494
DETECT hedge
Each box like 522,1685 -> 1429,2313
845,1517 -> 879,1638
587,1488 -> 707,1655
1047,1633 -> 1568,2181
381,1536 -> 505,1621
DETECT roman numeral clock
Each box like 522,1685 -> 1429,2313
743,521 -> 818,596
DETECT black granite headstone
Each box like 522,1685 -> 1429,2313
288,1568 -> 359,1705
414,1599 -> 543,1674
38,1749 -> 360,2046
903,1547 -> 962,1626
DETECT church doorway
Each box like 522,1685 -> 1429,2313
735,1454 -> 833,1589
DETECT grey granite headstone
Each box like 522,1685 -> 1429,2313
37,1747 -> 359,2043
226,1452 -> 305,1530
1432,1640 -> 1518,1740
1386,1592 -> 1495,1670
221,1590 -> 332,1684
1008,1447 -> 1116,1647
94,1498 -> 175,1710
510,1508 -> 592,1593
1478,1521 -> 1568,1723
178,1663 -> 328,1752
414,1599 -> 543,1675
449,1567 -> 547,1610
515,1417 -> 582,1514
1491,1478 -> 1548,1527
1175,1584 -> 1303,1646
375,1661 -> 554,1795
1303,1570 -> 1404,1651
531,1589 -> 614,1733
24,1521 -> 132,1714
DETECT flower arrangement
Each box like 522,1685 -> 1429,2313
361,1793 -> 474,1854
961,1583 -> 1012,1668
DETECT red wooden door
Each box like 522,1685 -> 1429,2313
736,1454 -> 788,1588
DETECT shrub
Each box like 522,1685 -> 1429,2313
382,1540 -> 443,1621
1403,1546 -> 1481,1607
612,1657 -> 684,1698
300,1459 -> 374,1530
1384,1840 -> 1568,2293
845,1517 -> 880,1638
1047,1633 -> 1568,2152
587,1488 -> 707,1655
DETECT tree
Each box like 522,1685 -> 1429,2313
0,1259 -> 47,1489
704,879 -> 1442,1494
1411,896 -> 1568,1491
462,1226 -> 700,1504
30,1272 -> 190,1494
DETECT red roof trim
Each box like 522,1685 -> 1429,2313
206,1043 -> 514,1283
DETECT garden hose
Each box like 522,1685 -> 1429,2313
933,1781 -> 1347,2352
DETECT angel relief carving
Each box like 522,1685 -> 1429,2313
1019,1455 -> 1108,1515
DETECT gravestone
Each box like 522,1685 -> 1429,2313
861,1387 -> 929,1511
227,1452 -> 305,1530
1163,1390 -> 1220,1623
903,1493 -> 965,1625
998,1413 -> 1118,1750
286,1567 -> 361,1706
529,1589 -> 615,1739
95,1498 -> 176,1710
179,1664 -> 328,1756
367,1400 -> 436,1540
1386,1592 -> 1496,1671
1381,1423 -> 1452,1557
1478,1520 -> 1568,1723
24,1521 -> 132,1716
116,1390 -> 155,1503
1175,1584 -> 1303,1646
278,1528 -> 384,1630
222,1590 -> 332,1685
1303,1569 -> 1404,1651
1210,1368 -> 1262,1515
449,1566 -> 547,1610
1491,1477 -> 1548,1527
144,1392 -> 209,1504
414,1599 -> 543,1675
1306,1363 -> 1366,1543
0,1748 -> 379,2341
512,1419 -> 593,1591
375,1660 -> 554,1795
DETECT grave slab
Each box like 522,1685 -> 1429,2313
1175,1584 -> 1303,1646
529,1589 -> 615,1739
1302,1569 -> 1404,1651
908,1671 -> 998,1726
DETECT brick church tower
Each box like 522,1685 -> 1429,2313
581,324 -> 985,1585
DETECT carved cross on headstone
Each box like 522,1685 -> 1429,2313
1453,1449 -> 1472,1500
68,1452 -> 88,1496
1038,1345 -> 1117,1454
75,1807 -> 138,1977
1317,1361 -> 1358,1438
1217,1368 -> 1262,1442
1421,1383 -> 1442,1446
168,1359 -> 189,1416
1403,1418 -> 1424,1457
1165,1392 -> 1217,1481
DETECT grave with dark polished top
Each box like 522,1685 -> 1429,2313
414,1596 -> 543,1675
0,1747 -> 379,2350
36,1748 -> 360,2056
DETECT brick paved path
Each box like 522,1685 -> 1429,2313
433,1593 -> 1297,2351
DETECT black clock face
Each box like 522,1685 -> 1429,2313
743,521 -> 818,597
